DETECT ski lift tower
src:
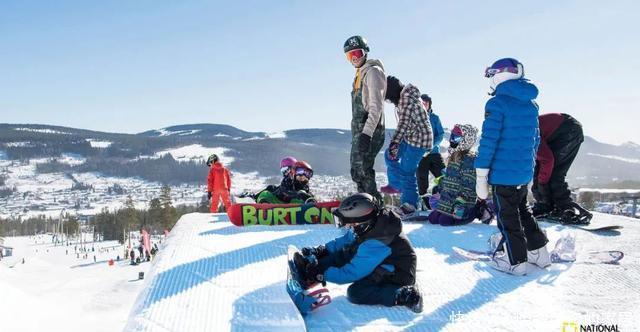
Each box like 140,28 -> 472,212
621,195 -> 640,219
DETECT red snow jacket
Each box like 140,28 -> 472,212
207,162 -> 231,192
536,113 -> 565,184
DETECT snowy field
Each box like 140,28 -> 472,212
0,235 -> 154,332
123,212 -> 639,332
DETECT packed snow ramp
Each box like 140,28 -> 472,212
127,212 -> 639,331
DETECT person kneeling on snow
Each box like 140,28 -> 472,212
256,161 -> 316,204
427,124 -> 494,226
294,193 -> 423,313
531,113 -> 587,222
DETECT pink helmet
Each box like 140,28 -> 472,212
280,156 -> 297,177
280,156 -> 297,168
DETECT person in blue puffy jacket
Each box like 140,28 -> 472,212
475,58 -> 550,276
293,193 -> 423,313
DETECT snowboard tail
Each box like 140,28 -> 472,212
453,247 -> 624,265
538,216 -> 622,233
227,201 -> 340,226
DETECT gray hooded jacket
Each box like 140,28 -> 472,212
359,59 -> 386,137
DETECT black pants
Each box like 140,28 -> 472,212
533,115 -> 584,209
318,250 -> 403,307
492,185 -> 548,265
417,153 -> 445,195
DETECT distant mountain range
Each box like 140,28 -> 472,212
1,123 -> 639,187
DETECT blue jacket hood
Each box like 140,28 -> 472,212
495,79 -> 538,101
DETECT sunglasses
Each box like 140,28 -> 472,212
485,66 -> 519,78
346,49 -> 366,63
295,167 -> 313,179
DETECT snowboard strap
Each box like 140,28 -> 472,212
308,288 -> 332,310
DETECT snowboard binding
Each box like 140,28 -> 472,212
292,252 -> 325,289
287,246 -> 331,315
559,202 -> 593,225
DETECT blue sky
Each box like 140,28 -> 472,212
1,1 -> 639,144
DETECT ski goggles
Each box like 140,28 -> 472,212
280,166 -> 291,176
345,49 -> 366,63
450,134 -> 463,144
295,167 -> 313,179
485,66 -> 519,78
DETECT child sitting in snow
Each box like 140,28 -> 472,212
256,160 -> 315,204
428,124 -> 492,226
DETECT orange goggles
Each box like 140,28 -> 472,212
345,49 -> 366,63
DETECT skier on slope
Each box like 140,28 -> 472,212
344,35 -> 386,204
475,58 -> 550,275
207,153 -> 232,213
256,161 -> 316,204
381,76 -> 434,209
416,94 -> 446,209
293,193 -> 423,313
531,113 -> 588,222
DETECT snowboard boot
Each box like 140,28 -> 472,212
559,208 -> 587,225
400,202 -> 417,215
292,252 -> 321,289
527,246 -> 552,268
531,202 -> 553,218
395,285 -> 424,313
489,251 -> 527,276
420,195 -> 431,210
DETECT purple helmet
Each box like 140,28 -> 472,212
485,58 -> 524,94
280,156 -> 297,168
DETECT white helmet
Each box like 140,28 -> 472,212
485,58 -> 524,95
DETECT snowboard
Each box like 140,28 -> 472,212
286,245 -> 331,315
227,201 -> 340,227
538,216 -> 623,234
452,247 -> 624,265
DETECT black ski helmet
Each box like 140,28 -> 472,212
333,193 -> 379,226
343,35 -> 370,53
420,94 -> 432,104
206,153 -> 219,166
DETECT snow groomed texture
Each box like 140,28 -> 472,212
125,213 -> 343,332
126,212 -> 640,331
227,201 -> 340,226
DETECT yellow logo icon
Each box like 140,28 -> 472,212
562,322 -> 578,332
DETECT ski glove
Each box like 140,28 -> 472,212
207,191 -> 212,200
358,134 -> 372,153
476,168 -> 490,200
301,245 -> 328,259
388,142 -> 400,161
304,264 -> 326,287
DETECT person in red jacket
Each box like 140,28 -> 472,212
206,153 -> 232,213
532,113 -> 585,221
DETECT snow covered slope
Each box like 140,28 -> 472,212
0,236 -> 152,332
127,212 -> 639,331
